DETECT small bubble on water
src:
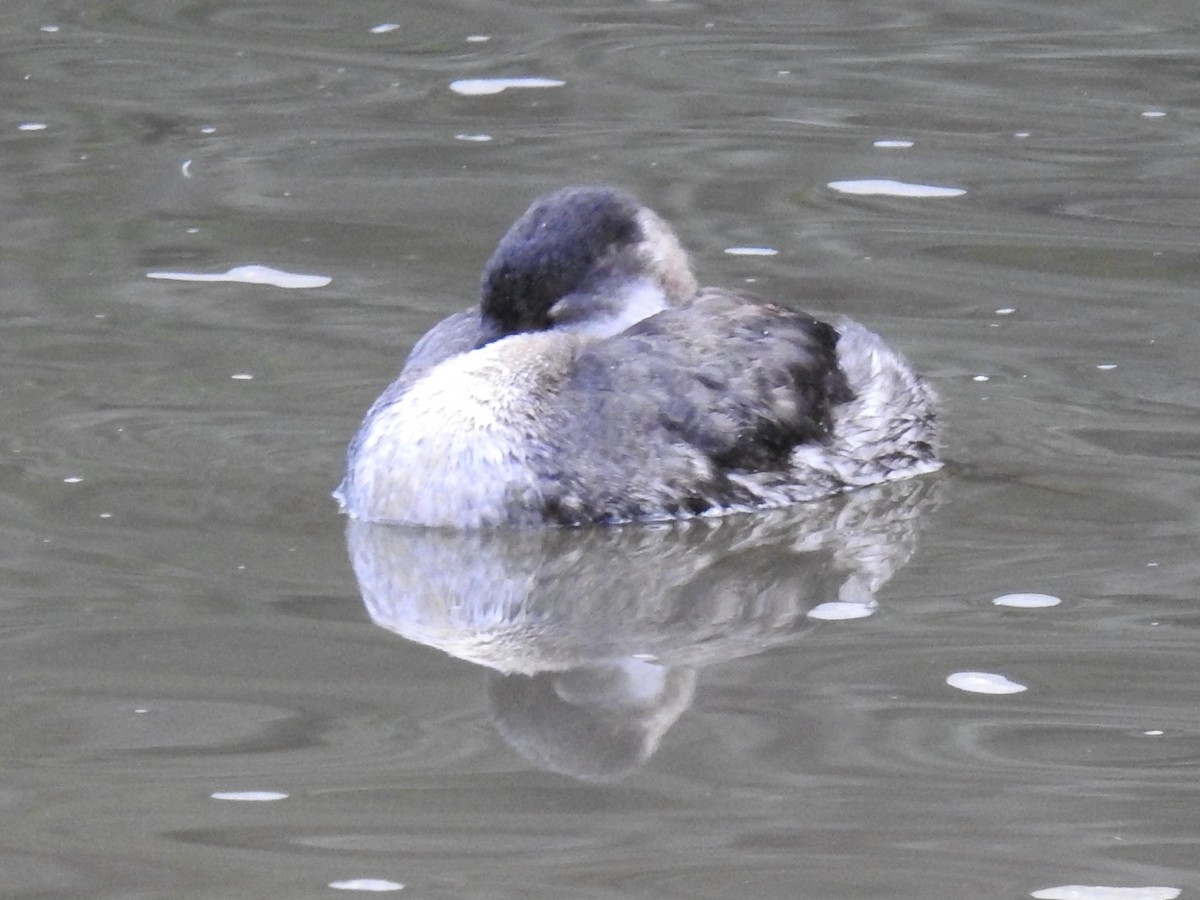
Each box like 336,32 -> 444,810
946,671 -> 1027,694
808,600 -> 877,621
147,264 -> 331,289
449,77 -> 564,96
1032,887 -> 1180,900
993,592 -> 1061,609
329,879 -> 405,892
724,246 -> 777,256
827,178 -> 965,198
212,791 -> 289,801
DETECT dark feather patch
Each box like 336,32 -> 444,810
532,290 -> 855,521
592,291 -> 850,468
481,187 -> 643,335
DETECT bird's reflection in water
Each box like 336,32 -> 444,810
345,477 -> 941,781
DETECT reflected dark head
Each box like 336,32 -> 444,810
480,186 -> 644,335
486,670 -> 651,782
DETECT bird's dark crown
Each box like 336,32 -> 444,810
480,186 -> 646,335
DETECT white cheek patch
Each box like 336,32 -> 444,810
551,278 -> 669,340
612,280 -> 670,331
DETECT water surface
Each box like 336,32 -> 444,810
3,0 -> 1200,897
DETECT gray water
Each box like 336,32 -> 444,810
4,0 -> 1200,897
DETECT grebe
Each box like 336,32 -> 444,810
335,186 -> 940,527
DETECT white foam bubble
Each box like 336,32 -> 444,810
993,593 -> 1061,609
807,600 -> 878,621
450,77 -> 564,96
211,791 -> 288,801
329,879 -> 405,892
370,23 -> 400,34
1032,887 -> 1179,900
946,671 -> 1027,694
873,139 -> 914,149
454,133 -> 494,142
827,178 -> 966,198
723,246 -> 778,256
146,265 -> 331,289
18,122 -> 47,131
